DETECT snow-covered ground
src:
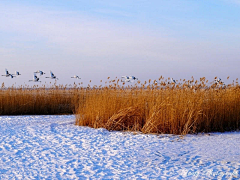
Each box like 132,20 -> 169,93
0,115 -> 239,179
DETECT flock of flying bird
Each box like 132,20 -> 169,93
2,69 -> 224,86
121,75 -> 138,82
1,69 -> 81,82
121,76 -> 224,86
1,69 -> 139,83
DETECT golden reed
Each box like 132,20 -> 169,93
1,77 -> 240,135
75,77 -> 240,135
0,83 -> 80,115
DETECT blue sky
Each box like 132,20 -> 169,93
1,0 -> 240,86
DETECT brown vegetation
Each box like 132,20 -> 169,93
1,77 -> 240,135
0,83 -> 79,115
75,77 -> 240,135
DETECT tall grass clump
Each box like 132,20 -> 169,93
75,77 -> 240,134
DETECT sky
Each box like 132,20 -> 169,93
0,0 -> 240,87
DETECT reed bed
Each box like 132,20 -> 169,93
75,77 -> 240,135
2,77 -> 240,134
0,83 -> 80,115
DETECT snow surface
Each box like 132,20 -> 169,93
0,115 -> 239,179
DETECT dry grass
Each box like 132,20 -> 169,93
2,77 -> 240,135
0,83 -> 80,115
75,77 -> 240,135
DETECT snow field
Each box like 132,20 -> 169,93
0,115 -> 239,179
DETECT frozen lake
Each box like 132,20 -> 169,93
0,115 -> 239,179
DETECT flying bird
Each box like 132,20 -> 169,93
9,74 -> 16,78
15,71 -> 21,76
2,69 -> 11,77
121,75 -> 138,82
45,71 -> 58,80
121,76 -> 131,82
1,69 -> 15,78
71,75 -> 81,79
171,78 -> 176,84
29,73 -> 41,82
34,70 -> 45,76
215,78 -> 221,84
215,78 -> 225,86
129,76 -> 138,80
